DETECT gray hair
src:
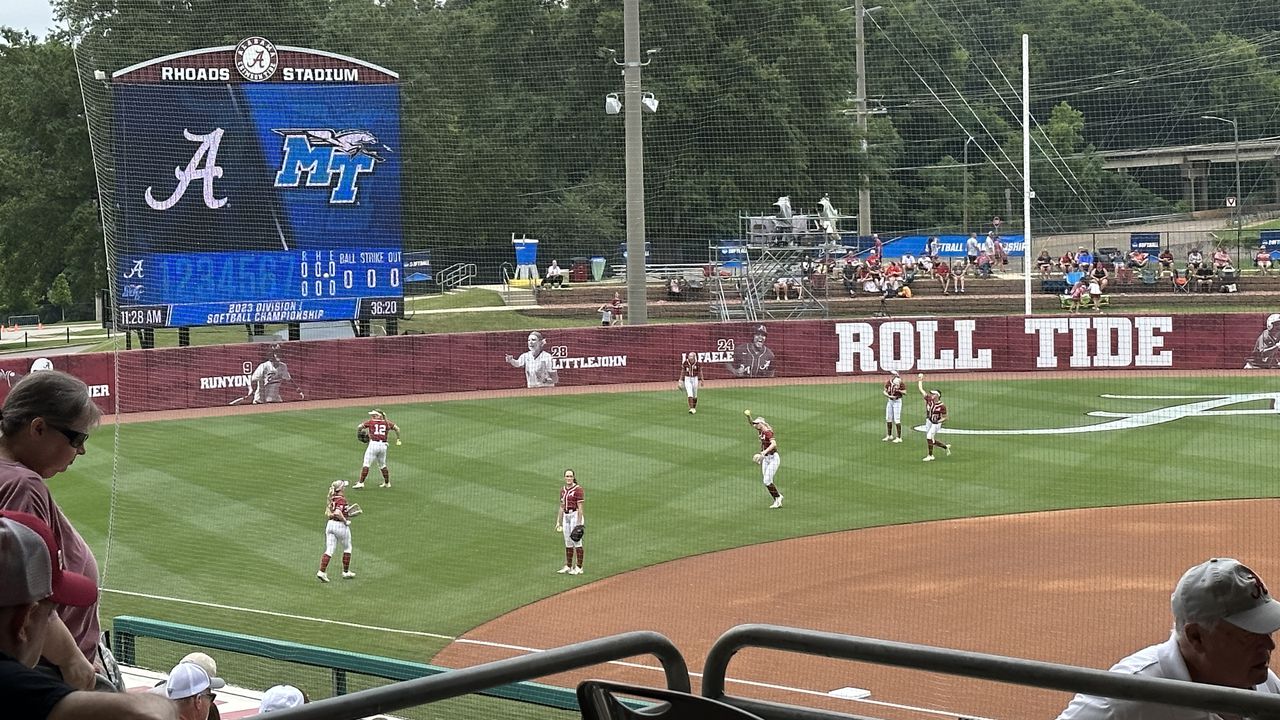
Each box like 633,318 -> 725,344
1,370 -> 102,437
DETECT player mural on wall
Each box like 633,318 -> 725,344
1244,313 -> 1280,369
726,325 -> 775,378
355,409 -> 401,488
247,345 -> 304,404
505,331 -> 559,388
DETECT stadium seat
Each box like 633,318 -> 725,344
577,681 -> 764,720
1064,271 -> 1085,286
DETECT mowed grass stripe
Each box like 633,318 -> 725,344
54,375 -> 1275,658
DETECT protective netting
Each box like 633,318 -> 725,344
41,0 -> 1280,718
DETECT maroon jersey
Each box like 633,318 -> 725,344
560,483 -> 584,513
360,419 -> 394,442
681,356 -> 701,379
758,426 -> 777,454
327,494 -> 348,520
925,396 -> 947,423
884,376 -> 904,399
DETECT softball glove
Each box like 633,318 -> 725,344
357,427 -> 370,444
569,525 -> 585,542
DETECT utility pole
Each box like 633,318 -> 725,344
962,136 -> 974,234
1201,115 -> 1242,263
854,0 -> 871,239
622,0 -> 647,324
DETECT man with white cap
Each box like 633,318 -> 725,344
258,684 -> 306,713
0,510 -> 176,719
163,661 -> 225,720
1057,557 -> 1280,719
1244,314 -> 1280,369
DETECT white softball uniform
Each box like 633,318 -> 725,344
924,420 -> 942,440
324,519 -> 352,555
363,440 -> 388,468
514,350 -> 557,388
885,398 -> 902,423
760,453 -> 780,486
561,510 -> 582,548
682,376 -> 699,398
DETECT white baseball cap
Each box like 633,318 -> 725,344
368,409 -> 384,417
1267,313 -> 1280,327
164,661 -> 225,700
1172,558 -> 1280,634
259,684 -> 306,713
330,480 -> 348,493
752,417 -> 767,425
179,652 -> 220,686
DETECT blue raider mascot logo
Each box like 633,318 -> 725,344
272,128 -> 392,204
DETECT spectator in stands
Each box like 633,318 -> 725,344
0,371 -> 103,690
872,233 -> 883,260
1086,273 -> 1104,311
1126,249 -> 1149,279
884,260 -> 904,286
540,260 -> 564,289
1211,246 -> 1231,272
1066,279 -> 1087,313
1158,247 -> 1175,274
259,685 -> 307,713
172,653 -> 223,720
1090,262 -> 1110,292
799,256 -> 815,281
163,661 -> 225,720
980,232 -> 995,261
974,252 -> 993,278
926,236 -> 941,260
1059,250 -> 1076,273
900,252 -> 917,275
918,254 -> 934,277
1056,558 -> 1280,720
1036,249 -> 1054,279
1171,268 -> 1190,292
934,258 -> 952,294
951,259 -> 968,294
666,276 -> 686,301
840,260 -> 856,296
861,264 -> 883,295
772,277 -> 797,301
992,234 -> 1008,266
1195,263 -> 1215,292
1187,247 -> 1205,271
1075,247 -> 1093,271
0,510 -> 176,719
1256,246 -> 1274,275
965,233 -> 980,266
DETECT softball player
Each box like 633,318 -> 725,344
882,371 -> 905,442
555,469 -> 585,575
317,480 -> 355,582
917,375 -> 952,462
680,352 -> 702,414
355,409 -> 401,488
746,412 -> 783,508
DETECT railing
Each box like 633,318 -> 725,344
611,263 -> 708,281
702,624 -> 1280,720
258,631 -> 688,720
438,262 -> 478,291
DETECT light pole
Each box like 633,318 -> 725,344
962,135 -> 975,234
1201,115 -> 1241,254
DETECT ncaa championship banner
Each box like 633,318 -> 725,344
109,38 -> 403,328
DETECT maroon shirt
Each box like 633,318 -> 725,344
0,460 -> 100,663
560,483 -> 584,513
925,396 -> 947,423
681,356 -> 701,379
884,376 -> 904,399
360,419 -> 395,442
758,427 -> 777,454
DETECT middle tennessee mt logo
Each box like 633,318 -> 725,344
272,128 -> 392,204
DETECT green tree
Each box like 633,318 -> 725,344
48,272 -> 73,321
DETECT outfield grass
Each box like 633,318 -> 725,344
55,374 -> 1272,672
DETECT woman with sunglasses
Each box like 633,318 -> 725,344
0,369 -> 103,690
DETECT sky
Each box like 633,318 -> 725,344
0,0 -> 58,38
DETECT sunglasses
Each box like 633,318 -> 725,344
48,424 -> 89,449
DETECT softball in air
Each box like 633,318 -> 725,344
752,453 -> 763,464
744,409 -> 751,417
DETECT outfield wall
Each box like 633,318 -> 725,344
4,312 -> 1274,413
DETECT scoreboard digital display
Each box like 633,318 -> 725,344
110,38 -> 403,328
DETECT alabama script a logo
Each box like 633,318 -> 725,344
272,128 -> 391,204
144,129 -> 227,211
925,393 -> 1280,436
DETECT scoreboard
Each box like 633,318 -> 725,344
110,38 -> 403,328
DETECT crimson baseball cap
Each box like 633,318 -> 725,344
0,511 -> 97,607
1172,558 -> 1280,634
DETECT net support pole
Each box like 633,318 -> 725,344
623,0 -> 648,325
1022,34 -> 1032,316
